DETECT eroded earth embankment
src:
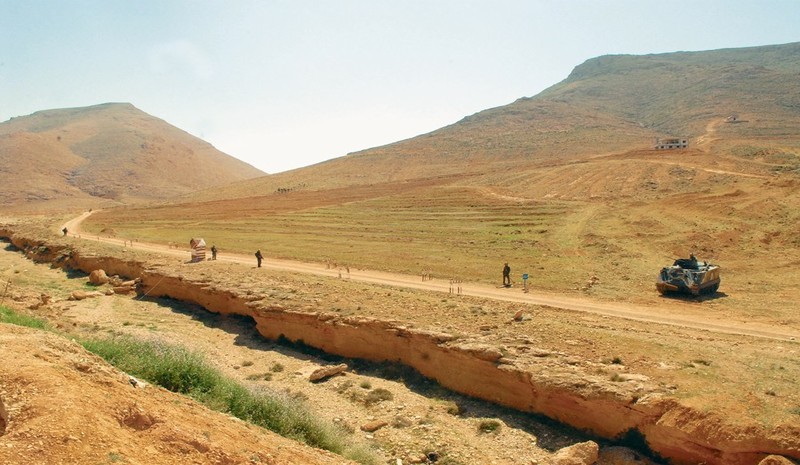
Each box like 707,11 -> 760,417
2,224 -> 798,465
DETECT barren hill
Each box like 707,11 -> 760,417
181,42 -> 800,200
82,42 -> 800,311
0,103 -> 265,209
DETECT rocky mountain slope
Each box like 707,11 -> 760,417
0,103 -> 265,208
202,42 -> 800,195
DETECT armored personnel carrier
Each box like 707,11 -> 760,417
656,255 -> 720,296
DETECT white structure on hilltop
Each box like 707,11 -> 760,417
654,137 -> 688,150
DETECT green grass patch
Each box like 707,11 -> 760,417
0,305 -> 49,330
81,335 -> 378,463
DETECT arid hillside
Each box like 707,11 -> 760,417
79,43 -> 800,320
2,42 -> 800,465
0,102 -> 265,210
181,42 -> 800,197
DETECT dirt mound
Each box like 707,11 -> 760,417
0,324 -> 351,465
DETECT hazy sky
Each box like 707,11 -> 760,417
2,1 -> 799,174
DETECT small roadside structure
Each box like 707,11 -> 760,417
654,137 -> 688,150
189,238 -> 206,263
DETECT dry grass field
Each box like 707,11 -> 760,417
81,138 -> 800,327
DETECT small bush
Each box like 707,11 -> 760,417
477,419 -> 502,434
359,380 -> 372,389
364,388 -> 393,406
611,356 -> 623,365
443,400 -> 461,415
343,443 -> 383,465
270,362 -> 285,372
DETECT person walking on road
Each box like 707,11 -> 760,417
255,249 -> 263,268
502,262 -> 511,286
210,245 -> 217,260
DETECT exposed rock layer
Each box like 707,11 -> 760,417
1,224 -> 798,465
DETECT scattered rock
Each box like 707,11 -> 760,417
308,363 -> 348,382
513,310 -> 525,321
128,376 -> 148,389
74,361 -> 93,373
598,446 -> 654,465
758,455 -> 796,465
88,269 -> 110,285
0,395 -> 7,436
360,420 -> 388,432
453,342 -> 503,362
70,290 -> 105,300
119,404 -> 157,431
113,285 -> 135,295
551,441 -> 599,465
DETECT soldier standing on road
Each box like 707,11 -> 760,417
211,245 -> 217,260
255,249 -> 263,268
503,262 -> 511,286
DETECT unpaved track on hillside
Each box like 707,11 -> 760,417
64,212 -> 799,341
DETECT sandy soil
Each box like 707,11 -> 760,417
0,240 -> 630,465
64,211 -> 800,342
2,215 -> 799,464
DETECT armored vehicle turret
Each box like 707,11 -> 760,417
656,255 -> 720,296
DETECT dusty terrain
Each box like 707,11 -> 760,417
0,323 -> 355,465
2,237 -> 643,465
1,218 -> 798,465
2,43 -> 800,465
2,114 -> 799,465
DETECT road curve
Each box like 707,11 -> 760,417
63,211 -> 799,342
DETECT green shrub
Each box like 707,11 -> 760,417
0,305 -> 49,330
81,335 -> 379,463
477,419 -> 502,433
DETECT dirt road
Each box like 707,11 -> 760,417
63,212 -> 799,342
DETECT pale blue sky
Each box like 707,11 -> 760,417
2,1 -> 799,173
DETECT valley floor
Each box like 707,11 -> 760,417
2,216 -> 800,464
